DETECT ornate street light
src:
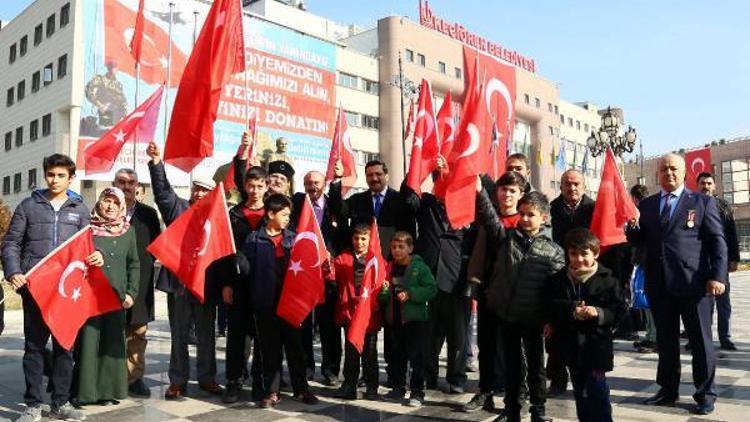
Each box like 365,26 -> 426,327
586,106 -> 637,157
389,51 -> 420,173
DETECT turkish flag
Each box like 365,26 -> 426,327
223,111 -> 259,194
590,148 -> 639,251
685,147 -> 712,191
104,0 -> 187,86
83,85 -> 163,174
325,107 -> 358,194
164,0 -> 246,173
404,99 -> 415,142
277,196 -> 329,327
25,227 -> 122,350
405,79 -> 440,195
489,118 -> 505,181
147,183 -> 235,303
437,91 -> 456,159
347,219 -> 386,354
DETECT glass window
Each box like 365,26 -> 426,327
405,49 -> 414,62
362,114 -> 379,129
547,102 -> 553,112
417,53 -> 425,67
548,126 -> 554,135
554,105 -> 559,115
6,87 -> 14,106
560,114 -> 565,124
524,94 -> 530,104
455,67 -> 461,79
438,61 -> 446,74
28,169 -> 37,190
4,132 -> 11,151
584,123 -> 589,132
34,24 -> 43,46
734,190 -> 749,204
9,43 -> 17,64
46,14 -> 56,38
732,171 -> 748,182
337,72 -> 358,89
15,126 -> 23,147
14,173 -> 22,193
534,97 -> 540,108
44,63 -> 54,85
20,36 -> 28,56
32,71 -> 40,92
57,55 -> 67,79
60,3 -> 70,27
2,176 -> 10,195
576,120 -> 581,130
17,80 -> 25,101
344,111 -> 360,127
363,78 -> 379,95
30,119 -> 39,141
731,159 -> 748,172
568,117 -> 573,127
42,113 -> 52,136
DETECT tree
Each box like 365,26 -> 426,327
0,198 -> 11,242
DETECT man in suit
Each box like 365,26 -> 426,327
627,153 -> 727,415
292,171 -> 342,386
113,168 -> 162,398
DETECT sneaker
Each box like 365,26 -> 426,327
462,392 -> 493,413
384,388 -> 406,401
14,406 -> 42,422
406,392 -> 424,407
294,391 -> 319,405
259,393 -> 280,408
199,382 -> 223,395
128,378 -> 151,398
222,381 -> 241,403
50,402 -> 86,421
721,340 -> 738,351
164,384 -> 186,400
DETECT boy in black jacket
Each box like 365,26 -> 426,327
546,228 -> 627,422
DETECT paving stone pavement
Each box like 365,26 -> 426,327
1,271 -> 749,421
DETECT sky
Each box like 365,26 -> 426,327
2,0 -> 748,158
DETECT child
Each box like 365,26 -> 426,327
379,232 -> 437,407
546,228 -> 627,422
2,154 -> 97,422
333,224 -> 381,400
474,178 -> 565,422
241,193 -> 318,408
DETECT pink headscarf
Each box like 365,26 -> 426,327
91,187 -> 130,237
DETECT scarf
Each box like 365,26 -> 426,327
91,187 -> 130,237
568,261 -> 598,284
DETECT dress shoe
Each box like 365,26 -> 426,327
222,381 -> 241,403
492,409 -> 521,422
720,339 -> 738,351
165,384 -> 186,400
128,379 -> 151,398
199,381 -> 223,395
692,401 -> 715,415
643,391 -> 677,406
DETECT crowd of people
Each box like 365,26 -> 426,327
0,130 -> 740,422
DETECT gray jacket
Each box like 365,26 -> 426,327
2,190 -> 90,278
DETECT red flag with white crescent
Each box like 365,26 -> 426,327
405,79 -> 440,195
147,183 -> 235,303
437,90 -> 456,158
590,148 -> 639,251
685,147 -> 712,191
325,107 -> 358,194
25,227 -> 122,350
347,219 -> 386,353
129,0 -> 146,65
277,196 -> 329,327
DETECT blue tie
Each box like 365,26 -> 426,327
660,193 -> 674,229
373,193 -> 383,218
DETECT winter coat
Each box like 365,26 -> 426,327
549,194 -> 595,247
239,224 -> 295,311
126,202 -> 161,325
379,255 -> 437,324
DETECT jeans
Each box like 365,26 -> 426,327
570,367 -> 613,422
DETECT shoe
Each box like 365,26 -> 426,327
720,340 -> 738,351
445,383 -> 464,394
14,405 -> 42,422
251,388 -> 264,402
217,330 -> 226,338
680,330 -> 688,339
294,391 -> 319,405
357,377 -> 366,388
128,379 -> 151,398
384,388 -> 406,401
50,402 -> 86,421
199,382 -> 223,395
321,374 -> 337,387
406,392 -> 424,407
164,384 -> 186,400
466,362 -> 478,372
531,415 -> 552,422
462,392 -> 494,413
692,401 -> 715,415
222,381 -> 241,403
306,368 -> 315,381
643,390 -> 677,406
335,384 -> 357,400
363,388 -> 380,400
492,409 -> 521,422
547,382 -> 567,398
259,392 -> 279,408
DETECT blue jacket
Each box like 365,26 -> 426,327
240,224 -> 295,311
2,189 -> 90,278
626,189 -> 727,298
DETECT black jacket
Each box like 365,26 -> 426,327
291,192 -> 342,254
401,182 -> 475,297
126,202 -> 161,325
716,196 -> 740,263
239,224 -> 295,311
546,265 -> 627,371
476,190 -> 565,326
328,180 -> 415,257
550,194 -> 595,247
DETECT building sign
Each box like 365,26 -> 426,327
77,0 -> 336,188
419,0 -> 536,73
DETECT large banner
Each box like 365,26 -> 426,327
78,0 -> 337,188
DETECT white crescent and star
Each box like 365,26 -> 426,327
485,78 -> 513,123
413,109 -> 436,149
113,129 -> 127,144
458,123 -> 480,159
58,260 -> 86,302
691,157 -> 706,174
123,29 -> 158,68
441,116 -> 455,143
289,259 -> 303,275
364,256 -> 380,284
196,221 -> 211,256
295,231 -> 323,267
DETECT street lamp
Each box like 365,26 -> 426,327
586,106 -> 637,157
389,50 -> 419,173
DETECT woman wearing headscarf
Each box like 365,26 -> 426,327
74,187 -> 140,405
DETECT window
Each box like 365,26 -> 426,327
554,105 -> 559,115
438,61 -> 446,74
568,117 -> 573,127
28,169 -> 37,190
32,71 -> 40,93
524,94 -> 530,104
14,173 -> 22,193
584,123 -> 589,132
57,54 -> 68,79
4,132 -> 11,151
30,119 -> 39,141
576,120 -> 581,130
34,24 -> 43,46
534,97 -> 540,108
547,102 -> 553,112
42,113 -> 52,136
363,78 -> 379,95
2,176 -> 10,195
560,114 -> 565,124
60,3 -> 71,27
362,114 -> 379,129
455,67 -> 461,79
337,72 -> 358,89
20,36 -> 28,56
417,53 -> 426,67
6,87 -> 14,106
344,110 -> 360,127
548,126 -> 554,135
43,63 -> 54,86
9,43 -> 17,64
405,49 -> 414,62
17,80 -> 25,101
46,14 -> 56,38
15,126 -> 23,147
721,159 -> 750,204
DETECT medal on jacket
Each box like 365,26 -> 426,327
686,209 -> 696,228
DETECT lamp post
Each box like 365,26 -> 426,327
389,51 -> 419,174
586,106 -> 637,157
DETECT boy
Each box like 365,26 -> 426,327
379,232 -> 437,407
333,224 -> 381,400
241,193 -> 318,408
2,154 -> 100,422
474,178 -> 565,422
546,228 -> 627,422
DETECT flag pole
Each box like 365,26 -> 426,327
240,0 -> 250,127
162,2 -> 174,153
134,63 -> 140,172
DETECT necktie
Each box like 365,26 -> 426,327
312,201 -> 323,226
373,193 -> 383,218
660,193 -> 674,229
